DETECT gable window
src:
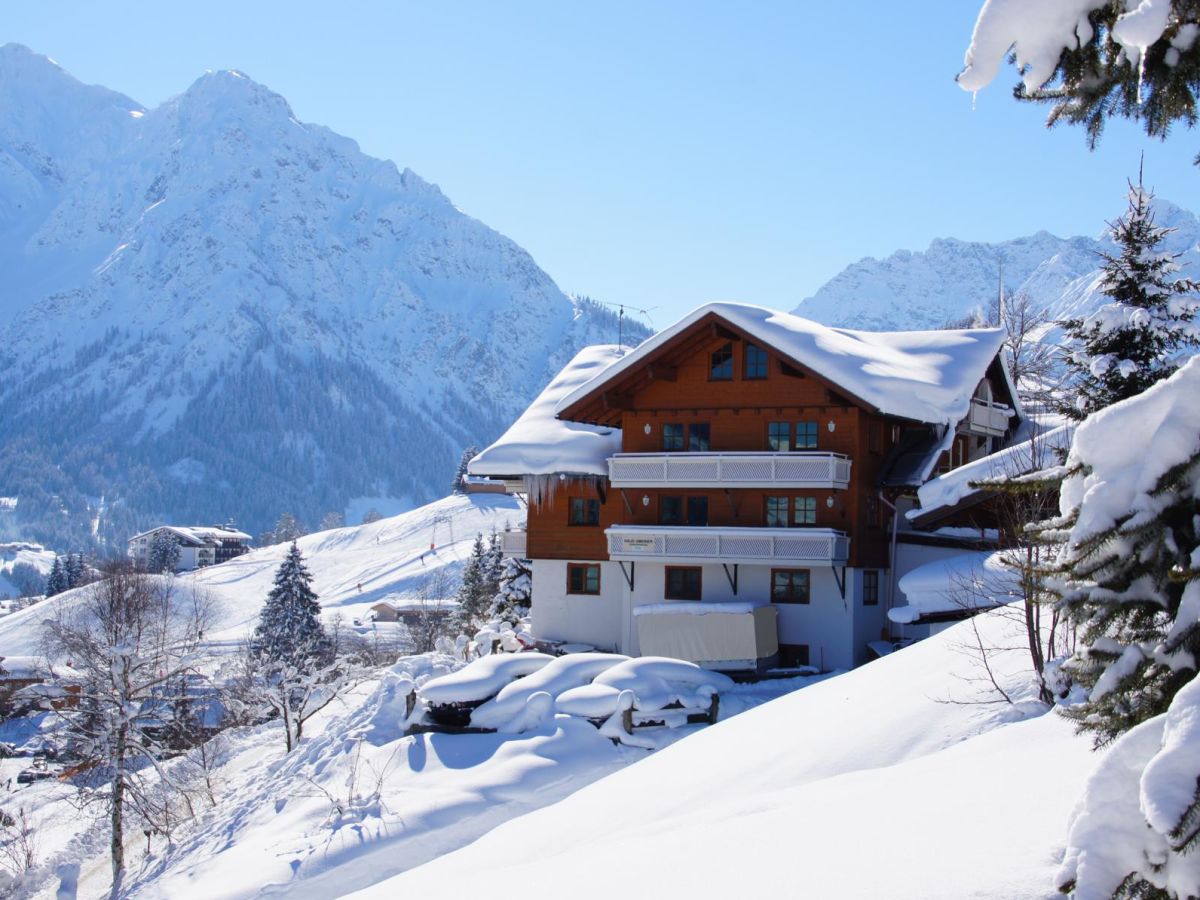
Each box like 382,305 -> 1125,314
795,421 -> 819,450
660,495 -> 685,526
710,342 -> 734,380
768,422 -> 790,452
863,570 -> 879,606
686,496 -> 709,527
766,496 -> 789,528
663,423 -> 685,451
665,566 -> 702,600
687,423 -> 711,452
744,343 -> 768,379
568,497 -> 600,526
567,563 -> 601,595
793,496 -> 817,525
771,569 -> 810,604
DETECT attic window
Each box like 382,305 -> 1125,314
744,343 -> 768,380
710,343 -> 734,380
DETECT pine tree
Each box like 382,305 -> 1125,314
253,542 -> 329,670
148,532 -> 181,574
488,556 -> 532,624
451,446 -> 478,495
44,556 -> 67,597
273,513 -> 305,544
452,533 -> 492,634
1059,178 -> 1199,419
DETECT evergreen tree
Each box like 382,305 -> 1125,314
452,533 -> 492,634
253,542 -> 329,670
44,556 -> 67,597
451,446 -> 478,495
1059,178 -> 1199,419
488,556 -> 532,624
148,531 -> 182,574
273,512 -> 305,544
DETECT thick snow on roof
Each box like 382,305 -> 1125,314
889,551 -> 1018,625
556,303 -> 1008,426
912,422 -> 1075,517
129,524 -> 252,545
469,345 -> 626,478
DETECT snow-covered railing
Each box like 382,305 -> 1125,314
606,526 -> 849,565
607,452 -> 851,489
499,530 -> 527,557
965,399 -> 1012,436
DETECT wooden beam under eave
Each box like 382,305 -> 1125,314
602,391 -> 634,411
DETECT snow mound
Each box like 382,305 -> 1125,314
890,551 -> 1019,625
419,652 -> 555,706
469,653 -> 630,731
555,657 -> 736,719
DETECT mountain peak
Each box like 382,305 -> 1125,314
174,68 -> 296,122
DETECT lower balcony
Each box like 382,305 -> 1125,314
608,451 -> 851,489
606,525 -> 849,565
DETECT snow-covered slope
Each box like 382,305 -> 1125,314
353,609 -> 1101,900
794,200 -> 1200,331
0,493 -> 523,656
0,44 -> 646,549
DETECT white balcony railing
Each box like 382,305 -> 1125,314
607,452 -> 851,489
966,399 -> 1013,437
606,525 -> 849,566
499,530 -> 528,557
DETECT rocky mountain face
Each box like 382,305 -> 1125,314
0,45 -> 646,549
793,200 -> 1200,331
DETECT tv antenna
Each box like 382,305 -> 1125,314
583,299 -> 656,352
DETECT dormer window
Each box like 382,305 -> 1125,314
744,343 -> 768,379
710,342 -> 734,380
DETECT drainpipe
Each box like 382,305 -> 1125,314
878,491 -> 900,641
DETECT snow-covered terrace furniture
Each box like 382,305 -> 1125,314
469,652 -> 630,732
555,657 -> 735,730
633,602 -> 778,672
418,652 -> 555,727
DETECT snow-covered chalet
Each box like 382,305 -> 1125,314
127,524 -> 252,572
470,302 -> 1022,672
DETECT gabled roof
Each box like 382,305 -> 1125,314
555,303 -> 1010,427
469,346 -> 626,478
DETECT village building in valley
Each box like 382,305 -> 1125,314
470,302 -> 1023,672
127,524 -> 252,572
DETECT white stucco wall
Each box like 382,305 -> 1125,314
530,559 -> 623,651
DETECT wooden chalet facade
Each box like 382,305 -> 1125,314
472,303 -> 1020,672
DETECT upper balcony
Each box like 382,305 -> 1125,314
607,525 -> 849,566
607,451 -> 851,490
964,398 -> 1013,437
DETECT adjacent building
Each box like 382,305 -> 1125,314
471,302 -> 1021,672
127,524 -> 252,572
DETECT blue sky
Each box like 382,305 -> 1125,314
7,1 -> 1198,325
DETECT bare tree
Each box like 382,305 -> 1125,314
999,290 -> 1060,408
0,805 -> 39,888
406,569 -> 453,654
41,563 -> 217,899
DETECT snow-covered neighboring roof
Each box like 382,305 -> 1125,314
128,524 -> 252,545
889,551 -> 1018,625
469,346 -> 626,478
555,303 -> 1010,426
911,423 -> 1076,520
0,655 -> 83,682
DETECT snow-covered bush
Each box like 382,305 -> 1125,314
555,657 -> 735,720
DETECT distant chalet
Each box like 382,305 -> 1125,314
128,524 -> 252,572
470,301 -> 1023,672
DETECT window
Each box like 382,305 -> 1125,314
660,495 -> 685,525
568,497 -> 600,526
663,423 -> 685,451
795,421 -> 818,450
710,342 -> 734,380
793,496 -> 817,525
687,423 -> 711,452
665,566 -> 702,600
863,570 -> 879,606
765,496 -> 789,527
686,496 -> 709,527
744,343 -> 768,379
567,563 -> 601,595
771,569 -> 810,604
768,422 -> 790,452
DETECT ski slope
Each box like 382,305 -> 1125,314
0,493 -> 524,658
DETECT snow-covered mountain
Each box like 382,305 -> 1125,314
0,44 -> 646,549
794,200 -> 1200,330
